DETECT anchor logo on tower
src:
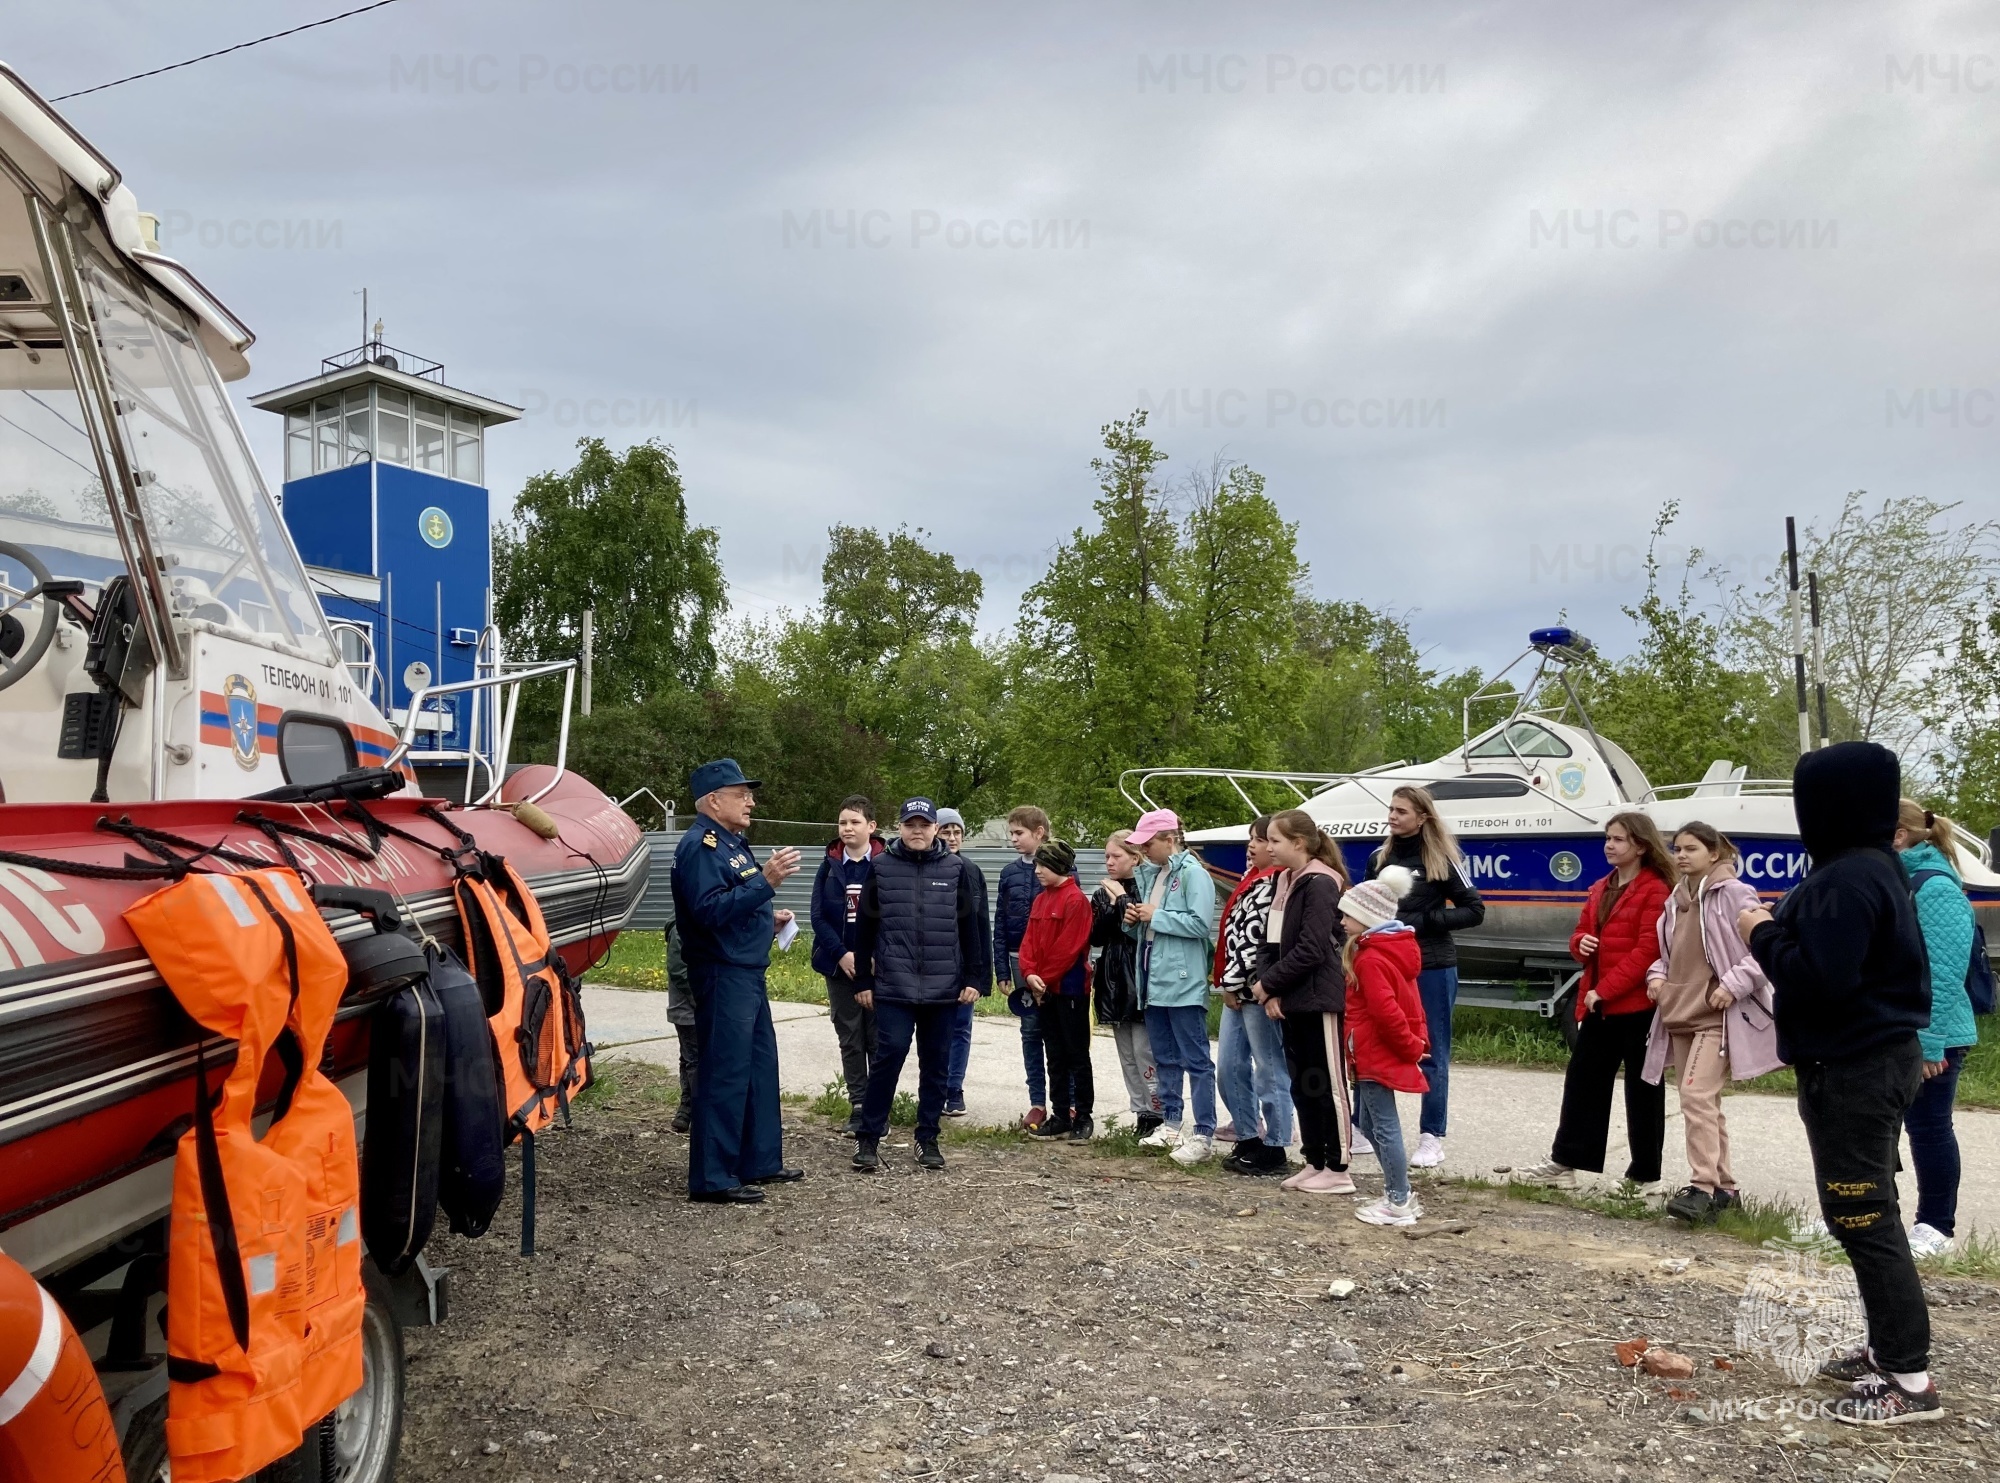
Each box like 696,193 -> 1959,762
419,506 -> 453,549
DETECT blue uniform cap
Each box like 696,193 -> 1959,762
691,757 -> 762,801
900,797 -> 938,823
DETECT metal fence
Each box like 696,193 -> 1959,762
626,829 -> 1109,933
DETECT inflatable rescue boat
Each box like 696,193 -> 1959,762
0,62 -> 647,1480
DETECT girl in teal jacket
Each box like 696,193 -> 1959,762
1895,800 -> 1981,1257
1124,810 -> 1220,1161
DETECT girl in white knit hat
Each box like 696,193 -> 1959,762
1339,866 -> 1430,1225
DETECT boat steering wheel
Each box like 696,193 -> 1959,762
0,541 -> 61,691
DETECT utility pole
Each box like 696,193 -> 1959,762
1808,571 -> 1830,746
580,607 -> 593,717
1786,518 -> 1811,755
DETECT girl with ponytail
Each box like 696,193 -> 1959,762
1367,786 -> 1485,1167
1893,798 -> 1981,1258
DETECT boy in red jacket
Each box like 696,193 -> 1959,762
1338,867 -> 1429,1226
1019,839 -> 1096,1141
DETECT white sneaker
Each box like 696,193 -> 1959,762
1349,1130 -> 1375,1158
1411,1133 -> 1445,1168
1510,1159 -> 1574,1189
1355,1194 -> 1420,1227
1909,1222 -> 1953,1259
1137,1124 -> 1181,1149
1170,1134 -> 1215,1165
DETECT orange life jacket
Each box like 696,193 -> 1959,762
253,872 -> 366,1430
0,1251 -> 126,1483
125,868 -> 361,1483
451,855 -> 590,1141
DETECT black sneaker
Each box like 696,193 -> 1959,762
1665,1185 -> 1714,1222
670,1102 -> 692,1135
1819,1346 -> 1878,1385
1709,1188 -> 1739,1219
916,1139 -> 946,1171
1135,1113 -> 1163,1138
1033,1115 -> 1074,1139
841,1110 -> 864,1139
1833,1371 -> 1945,1426
1226,1138 -> 1287,1176
942,1098 -> 968,1118
1068,1116 -> 1094,1142
851,1137 -> 880,1173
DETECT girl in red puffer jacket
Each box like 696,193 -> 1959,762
1514,811 -> 1674,1191
1338,866 -> 1430,1227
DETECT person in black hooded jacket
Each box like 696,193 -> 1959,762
1741,741 -> 1939,1426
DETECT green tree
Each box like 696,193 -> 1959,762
1727,492 -> 1999,754
820,524 -> 981,671
1568,503 -> 1794,791
493,438 -> 726,705
1012,413 -> 1307,834
1924,592 -> 2000,838
1286,602 -> 1482,774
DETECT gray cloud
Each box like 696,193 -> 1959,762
17,0 -> 1998,673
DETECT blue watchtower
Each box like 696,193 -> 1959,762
251,334 -> 521,784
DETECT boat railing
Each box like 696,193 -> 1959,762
386,624 -> 576,807
618,787 -> 676,830
1640,778 -> 1798,801
1119,762 -> 1412,817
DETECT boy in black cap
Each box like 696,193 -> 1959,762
849,798 -> 991,1172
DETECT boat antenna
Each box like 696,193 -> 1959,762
1786,518 -> 1811,755
1808,569 -> 1830,747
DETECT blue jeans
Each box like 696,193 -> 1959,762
945,999 -> 975,1103
1144,1004 -> 1217,1137
1353,1080 -> 1410,1202
858,999 -> 953,1143
1906,1044 -> 1968,1235
1006,963 -> 1055,1109
1218,1003 -> 1294,1146
1416,966 -> 1457,1138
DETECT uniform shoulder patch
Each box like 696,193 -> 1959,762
703,832 -> 718,848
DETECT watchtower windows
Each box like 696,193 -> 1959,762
376,387 -> 410,465
285,407 -> 311,481
413,394 -> 447,473
313,395 -> 342,473
450,408 -> 482,484
343,389 -> 372,465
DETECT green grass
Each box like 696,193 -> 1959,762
588,929 -> 1014,1015
589,931 -> 2000,1107
1443,1003 -> 2000,1110
807,1078 -> 918,1125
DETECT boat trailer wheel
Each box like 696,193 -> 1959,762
0,540 -> 59,691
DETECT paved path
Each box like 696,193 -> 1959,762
583,985 -> 2000,1236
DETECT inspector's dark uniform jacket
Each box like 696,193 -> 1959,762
672,812 -> 785,1194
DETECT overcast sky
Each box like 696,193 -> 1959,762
12,0 -> 1996,673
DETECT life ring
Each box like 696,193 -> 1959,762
0,1250 -> 126,1481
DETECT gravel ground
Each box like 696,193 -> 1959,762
399,1062 -> 2000,1482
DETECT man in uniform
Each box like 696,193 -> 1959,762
671,759 -> 803,1204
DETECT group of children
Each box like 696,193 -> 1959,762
814,798 -> 1443,1226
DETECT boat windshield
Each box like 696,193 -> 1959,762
1467,720 -> 1572,759
73,249 -> 327,658
0,372 -> 123,597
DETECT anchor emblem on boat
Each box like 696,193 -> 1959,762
224,674 -> 261,770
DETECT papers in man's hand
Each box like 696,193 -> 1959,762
775,916 -> 800,951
